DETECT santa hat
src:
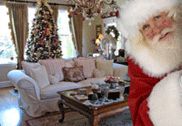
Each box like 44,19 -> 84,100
120,0 -> 179,38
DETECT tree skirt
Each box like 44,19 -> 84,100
26,108 -> 132,126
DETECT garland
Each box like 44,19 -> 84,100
105,25 -> 120,40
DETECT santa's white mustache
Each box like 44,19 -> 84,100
152,27 -> 175,42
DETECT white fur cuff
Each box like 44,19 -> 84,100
148,70 -> 182,126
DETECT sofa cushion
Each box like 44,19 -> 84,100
63,66 -> 85,82
30,65 -> 50,89
113,63 -> 129,80
40,82 -> 81,99
22,61 -> 41,76
39,59 -> 65,84
93,68 -> 105,78
48,74 -> 60,84
96,59 -> 113,76
74,57 -> 96,78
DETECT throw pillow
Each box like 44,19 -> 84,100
96,59 -> 113,76
30,65 -> 50,89
93,68 -> 105,78
74,57 -> 96,78
48,74 -> 60,84
39,59 -> 65,84
64,59 -> 75,68
63,66 -> 85,82
21,61 -> 41,76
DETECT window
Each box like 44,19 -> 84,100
57,8 -> 76,59
105,22 -> 121,55
103,17 -> 123,56
0,5 -> 17,64
28,7 -> 36,35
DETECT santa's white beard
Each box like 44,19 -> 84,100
126,22 -> 182,77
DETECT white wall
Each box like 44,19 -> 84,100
82,16 -> 103,56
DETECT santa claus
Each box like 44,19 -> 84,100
119,0 -> 182,126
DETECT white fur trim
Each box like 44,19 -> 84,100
119,0 -> 179,38
148,70 -> 182,126
125,38 -> 182,77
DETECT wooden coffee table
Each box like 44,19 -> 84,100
57,87 -> 128,126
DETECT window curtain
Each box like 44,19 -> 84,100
50,5 -> 58,23
70,14 -> 83,56
6,3 -> 28,69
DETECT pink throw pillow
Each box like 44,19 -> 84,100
63,66 -> 85,82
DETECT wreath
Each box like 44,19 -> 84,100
105,25 -> 120,40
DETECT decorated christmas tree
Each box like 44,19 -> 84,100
26,0 -> 62,62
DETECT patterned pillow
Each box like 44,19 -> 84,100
63,66 -> 85,82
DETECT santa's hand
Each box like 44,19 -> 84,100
148,70 -> 182,126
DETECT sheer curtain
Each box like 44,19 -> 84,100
6,3 -> 28,69
57,7 -> 76,59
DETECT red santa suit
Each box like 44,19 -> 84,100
118,0 -> 182,126
127,58 -> 162,126
128,57 -> 182,126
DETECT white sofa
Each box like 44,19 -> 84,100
7,57 -> 128,117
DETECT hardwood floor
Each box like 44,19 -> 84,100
0,87 -> 31,126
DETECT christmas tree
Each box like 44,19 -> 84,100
26,0 -> 62,62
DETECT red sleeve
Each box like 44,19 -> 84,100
127,58 -> 161,126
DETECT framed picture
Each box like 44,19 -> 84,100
96,25 -> 102,38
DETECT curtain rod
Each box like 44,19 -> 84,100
5,0 -> 73,6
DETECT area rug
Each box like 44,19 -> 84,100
26,108 -> 132,126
